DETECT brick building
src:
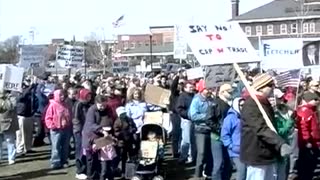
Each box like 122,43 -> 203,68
232,0 -> 320,49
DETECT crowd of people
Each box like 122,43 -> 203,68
0,67 -> 320,180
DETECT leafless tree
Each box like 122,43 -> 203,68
0,36 -> 20,64
289,0 -> 311,38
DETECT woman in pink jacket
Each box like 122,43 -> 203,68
45,89 -> 72,169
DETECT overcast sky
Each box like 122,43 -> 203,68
0,0 -> 273,43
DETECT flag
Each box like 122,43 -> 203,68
275,69 -> 301,88
112,15 -> 124,28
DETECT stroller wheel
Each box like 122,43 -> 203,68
131,176 -> 142,180
152,176 -> 164,180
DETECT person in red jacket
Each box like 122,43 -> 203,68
296,92 -> 320,180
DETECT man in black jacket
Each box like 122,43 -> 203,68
16,82 -> 38,155
176,81 -> 195,163
240,73 -> 291,180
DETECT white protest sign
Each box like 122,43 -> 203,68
112,60 -> 129,73
261,39 -> 303,70
174,25 -> 188,59
186,67 -> 204,80
186,22 -> 259,66
0,65 -> 24,92
19,45 -> 48,69
56,45 -> 84,68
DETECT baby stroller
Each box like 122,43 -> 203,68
130,123 -> 167,180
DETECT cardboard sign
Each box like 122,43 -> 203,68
186,67 -> 204,80
144,84 -> 171,108
174,24 -> 188,59
56,45 -> 84,68
0,65 -> 24,92
186,23 -> 259,66
144,112 -> 163,125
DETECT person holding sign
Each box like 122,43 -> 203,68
240,73 -> 291,180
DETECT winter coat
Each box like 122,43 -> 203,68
72,89 -> 92,134
240,95 -> 285,166
169,76 -> 180,113
211,97 -> 230,135
16,84 -> 38,117
188,93 -> 215,134
176,91 -> 194,120
274,111 -> 294,143
35,84 -> 49,115
296,104 -> 320,148
82,104 -> 111,149
44,90 -> 72,130
126,100 -> 147,133
113,115 -> 137,147
221,98 -> 242,158
0,93 -> 18,134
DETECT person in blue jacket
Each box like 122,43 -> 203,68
221,97 -> 246,180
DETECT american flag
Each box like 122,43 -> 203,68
112,15 -> 124,28
275,69 -> 301,88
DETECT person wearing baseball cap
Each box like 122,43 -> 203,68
240,73 -> 291,180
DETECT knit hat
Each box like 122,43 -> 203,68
251,73 -> 274,91
116,106 -> 126,117
196,79 -> 206,92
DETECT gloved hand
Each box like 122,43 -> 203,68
280,143 -> 292,157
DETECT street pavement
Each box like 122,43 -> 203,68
0,144 -> 196,180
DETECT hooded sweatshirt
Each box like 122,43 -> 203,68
72,89 -> 92,134
45,90 -> 72,130
221,98 -> 243,158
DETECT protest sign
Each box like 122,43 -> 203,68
19,45 -> 48,69
186,23 -> 259,66
56,45 -> 84,68
144,84 -> 171,108
174,24 -> 188,59
261,39 -> 303,69
186,67 -> 204,80
0,65 -> 24,92
204,65 -> 237,88
112,60 -> 129,73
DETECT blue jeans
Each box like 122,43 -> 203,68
50,129 -> 71,168
211,139 -> 232,180
0,132 -> 16,162
232,157 -> 247,180
180,119 -> 195,161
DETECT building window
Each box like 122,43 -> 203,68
280,24 -> 287,34
290,23 -> 297,34
303,23 -> 309,33
310,22 -> 315,33
130,43 -> 135,48
245,26 -> 251,36
256,25 -> 262,36
152,40 -> 157,45
267,24 -> 273,35
123,42 -> 129,49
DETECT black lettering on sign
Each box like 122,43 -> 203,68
199,49 -> 213,55
4,82 -> 19,90
30,63 -> 40,68
0,73 -> 3,80
215,25 -> 228,31
189,25 -> 207,33
205,34 -> 222,41
227,47 -> 248,53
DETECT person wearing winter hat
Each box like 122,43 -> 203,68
240,73 -> 291,180
188,82 -> 215,178
113,106 -> 137,176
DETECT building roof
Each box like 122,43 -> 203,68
150,25 -> 174,29
233,0 -> 320,21
121,42 -> 192,55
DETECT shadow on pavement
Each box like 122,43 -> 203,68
0,168 -> 67,180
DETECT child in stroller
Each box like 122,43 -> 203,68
131,123 -> 166,180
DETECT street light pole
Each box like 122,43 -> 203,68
149,34 -> 153,71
